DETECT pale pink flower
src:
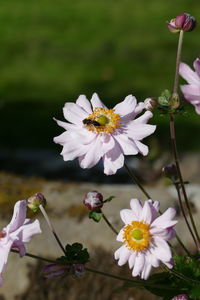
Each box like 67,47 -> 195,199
114,199 -> 177,280
0,200 -> 41,286
179,58 -> 200,114
54,93 -> 156,175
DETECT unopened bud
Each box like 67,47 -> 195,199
83,191 -> 103,211
171,294 -> 190,300
162,164 -> 178,181
42,263 -> 71,278
167,13 -> 196,33
27,193 -> 46,212
144,98 -> 157,111
72,264 -> 85,277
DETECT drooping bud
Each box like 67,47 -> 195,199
27,193 -> 46,212
144,98 -> 157,111
42,263 -> 71,278
162,164 -> 178,181
83,191 -> 103,211
171,294 -> 190,300
167,13 -> 196,33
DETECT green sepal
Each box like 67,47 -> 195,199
89,211 -> 102,222
103,195 -> 115,203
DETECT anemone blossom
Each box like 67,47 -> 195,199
54,94 -> 156,175
114,199 -> 177,279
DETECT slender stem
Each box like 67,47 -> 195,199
102,212 -> 118,235
39,205 -> 66,255
174,182 -> 197,251
12,249 -> 199,286
169,116 -> 200,247
85,267 -> 179,290
173,30 -> 184,95
124,162 -> 151,199
11,249 -> 56,264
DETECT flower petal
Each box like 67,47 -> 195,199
151,207 -> 177,229
181,84 -> 200,97
134,141 -> 149,156
179,62 -> 200,85
116,229 -> 124,242
113,95 -> 137,122
103,139 -> 124,175
133,111 -> 153,124
194,58 -> 200,77
79,136 -> 102,168
132,253 -> 145,277
91,93 -> 107,109
128,252 -> 137,269
120,209 -> 136,225
130,199 -> 143,220
6,200 -> 27,234
113,134 -> 138,155
118,246 -> 131,266
127,123 -> 156,141
76,95 -> 92,114
139,201 -> 153,224
63,103 -> 88,125
151,237 -> 172,262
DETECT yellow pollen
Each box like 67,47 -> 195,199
123,221 -> 151,252
83,108 -> 121,134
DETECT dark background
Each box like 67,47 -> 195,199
0,0 -> 200,180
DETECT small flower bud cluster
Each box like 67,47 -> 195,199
167,13 -> 196,33
83,191 -> 103,211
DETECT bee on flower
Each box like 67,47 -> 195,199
54,93 -> 156,175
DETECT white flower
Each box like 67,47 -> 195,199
54,93 -> 156,175
115,199 -> 177,279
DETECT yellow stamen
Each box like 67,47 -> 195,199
123,221 -> 151,251
83,108 -> 120,134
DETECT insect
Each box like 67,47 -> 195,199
82,118 -> 101,126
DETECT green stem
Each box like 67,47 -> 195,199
174,181 -> 197,251
39,205 -> 66,255
124,162 -> 151,199
11,249 -> 56,264
101,211 -> 118,235
169,116 -> 200,248
173,30 -> 184,95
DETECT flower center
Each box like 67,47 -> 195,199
83,108 -> 121,134
123,221 -> 151,251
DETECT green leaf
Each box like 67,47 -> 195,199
190,286 -> 200,299
145,272 -> 183,300
89,211 -> 102,222
103,195 -> 115,203
58,243 -> 90,264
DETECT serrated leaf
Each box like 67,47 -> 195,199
89,211 -> 102,222
103,195 -> 115,203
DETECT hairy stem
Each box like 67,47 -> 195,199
39,205 -> 66,255
173,30 -> 184,95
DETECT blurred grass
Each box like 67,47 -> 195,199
0,0 -> 200,150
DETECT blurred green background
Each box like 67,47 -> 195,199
0,0 -> 200,152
